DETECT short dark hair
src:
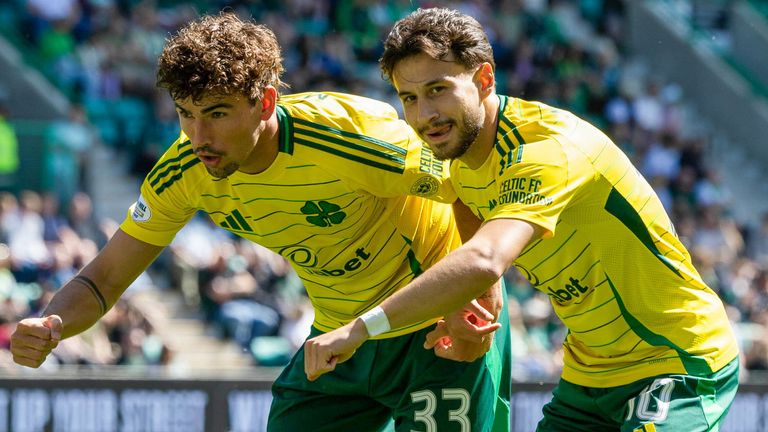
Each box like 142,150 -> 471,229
379,8 -> 495,83
157,12 -> 286,104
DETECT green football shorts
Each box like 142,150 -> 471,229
268,297 -> 511,432
536,357 -> 739,432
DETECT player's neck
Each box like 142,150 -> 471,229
240,114 -> 280,175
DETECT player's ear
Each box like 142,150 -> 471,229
475,63 -> 495,95
259,86 -> 278,120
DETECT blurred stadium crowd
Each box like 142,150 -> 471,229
1,0 -> 767,383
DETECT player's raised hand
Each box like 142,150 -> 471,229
304,319 -> 368,381
10,315 -> 63,368
440,299 -> 501,344
425,316 -> 499,362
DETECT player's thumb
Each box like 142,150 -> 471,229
43,315 -> 63,342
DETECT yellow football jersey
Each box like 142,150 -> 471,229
452,95 -> 738,387
120,92 -> 461,337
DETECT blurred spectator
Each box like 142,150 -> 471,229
66,191 -> 107,248
747,212 -> 768,268
205,248 -> 281,350
692,206 -> 744,267
6,190 -> 51,284
44,104 -> 97,203
40,192 -> 68,242
642,132 -> 682,181
633,79 -> 665,133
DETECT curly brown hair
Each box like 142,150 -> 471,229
379,8 -> 495,83
157,12 -> 286,104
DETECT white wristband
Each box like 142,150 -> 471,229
360,306 -> 390,337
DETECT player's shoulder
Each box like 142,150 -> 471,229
279,92 -> 400,127
278,92 -> 417,161
500,95 -> 577,125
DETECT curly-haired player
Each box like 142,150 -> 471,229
11,12 -> 512,432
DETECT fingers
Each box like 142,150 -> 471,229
304,339 -> 334,381
466,299 -> 495,322
303,321 -> 368,381
10,316 -> 62,368
474,321 -> 502,335
424,321 -> 450,349
44,315 -> 63,342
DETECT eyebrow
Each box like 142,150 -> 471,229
174,102 -> 234,114
396,79 -> 445,97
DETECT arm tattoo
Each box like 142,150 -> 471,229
72,275 -> 107,315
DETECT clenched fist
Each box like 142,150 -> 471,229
10,315 -> 63,368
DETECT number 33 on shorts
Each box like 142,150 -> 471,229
410,388 -> 471,432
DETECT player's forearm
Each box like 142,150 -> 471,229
380,242 -> 504,331
43,229 -> 164,339
365,217 -> 539,335
42,276 -> 111,339
43,262 -> 135,338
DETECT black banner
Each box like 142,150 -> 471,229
0,377 -> 765,431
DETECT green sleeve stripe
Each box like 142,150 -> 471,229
604,188 -> 683,278
148,147 -> 195,186
498,116 -> 526,164
494,141 -> 508,159
295,137 -> 405,174
147,140 -> 191,181
276,106 -> 294,154
293,117 -> 407,156
606,276 -> 714,375
294,127 -> 405,165
154,157 -> 201,195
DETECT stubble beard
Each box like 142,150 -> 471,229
205,161 -> 239,179
432,112 -> 482,161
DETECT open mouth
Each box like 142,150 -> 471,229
196,152 -> 222,167
423,123 -> 452,142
